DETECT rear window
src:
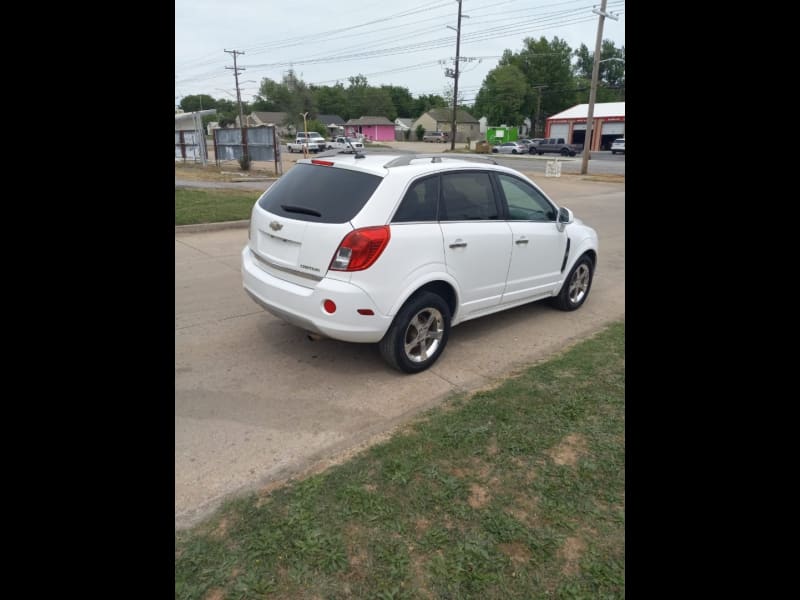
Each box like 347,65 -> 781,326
258,163 -> 382,224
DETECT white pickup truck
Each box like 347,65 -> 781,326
326,136 -> 365,153
286,136 -> 324,153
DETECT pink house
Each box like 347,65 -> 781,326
344,116 -> 395,142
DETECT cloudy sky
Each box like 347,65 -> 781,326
175,0 -> 625,107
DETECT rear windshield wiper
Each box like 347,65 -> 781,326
280,204 -> 322,217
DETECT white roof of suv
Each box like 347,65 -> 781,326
301,153 -> 503,177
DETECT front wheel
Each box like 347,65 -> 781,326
379,292 -> 451,374
551,255 -> 594,311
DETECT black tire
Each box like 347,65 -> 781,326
551,255 -> 594,311
512,149 -> 518,154
560,148 -> 570,156
612,150 -> 617,155
379,291 -> 451,374
491,148 -> 498,153
537,150 -> 543,155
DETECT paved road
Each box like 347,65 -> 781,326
175,175 -> 625,529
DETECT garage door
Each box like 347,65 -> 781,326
572,123 -> 586,131
601,122 -> 625,135
549,123 -> 568,140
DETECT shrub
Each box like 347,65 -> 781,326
415,124 -> 425,141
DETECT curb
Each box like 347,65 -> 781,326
176,220 -> 250,234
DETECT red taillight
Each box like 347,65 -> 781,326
311,159 -> 334,166
330,226 -> 391,271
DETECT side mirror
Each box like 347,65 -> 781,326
557,207 -> 574,232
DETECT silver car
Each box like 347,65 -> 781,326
491,141 -> 528,154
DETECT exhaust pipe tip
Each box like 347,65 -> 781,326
306,332 -> 325,342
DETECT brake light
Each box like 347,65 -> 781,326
311,159 -> 334,166
330,226 -> 391,271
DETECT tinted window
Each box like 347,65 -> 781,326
439,172 -> 498,221
258,163 -> 382,223
497,174 -> 557,221
393,176 -> 440,223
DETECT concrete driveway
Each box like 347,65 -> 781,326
175,174 -> 625,529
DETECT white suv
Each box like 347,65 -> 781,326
242,153 -> 598,373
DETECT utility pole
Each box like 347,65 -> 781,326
580,0 -> 618,175
225,49 -> 248,163
532,85 -> 547,137
450,0 -> 463,151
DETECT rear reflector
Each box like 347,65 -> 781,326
357,309 -> 374,315
323,299 -> 337,313
311,159 -> 334,166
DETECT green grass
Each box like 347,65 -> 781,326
175,188 -> 260,225
175,322 -> 625,599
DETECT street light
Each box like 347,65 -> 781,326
300,111 -> 309,158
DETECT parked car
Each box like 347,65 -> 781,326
517,138 -> 538,150
423,131 -> 449,143
326,136 -> 365,153
527,138 -> 545,154
242,153 -> 599,373
491,141 -> 528,154
533,138 -> 580,156
611,138 -> 625,154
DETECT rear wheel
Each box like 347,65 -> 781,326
379,292 -> 451,374
551,255 -> 594,311
560,148 -> 570,156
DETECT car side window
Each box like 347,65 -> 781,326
496,174 -> 557,221
439,172 -> 498,221
392,176 -> 440,223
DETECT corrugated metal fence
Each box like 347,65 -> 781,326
214,127 -> 277,163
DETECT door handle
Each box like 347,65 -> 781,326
449,239 -> 467,249
515,238 -> 529,245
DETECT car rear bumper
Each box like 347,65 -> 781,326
241,247 -> 392,343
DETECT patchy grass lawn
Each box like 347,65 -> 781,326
175,322 -> 625,599
175,188 -> 260,225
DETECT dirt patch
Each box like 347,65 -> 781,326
499,541 -> 531,565
468,483 -> 490,508
363,483 -> 377,492
506,493 -> 539,526
211,516 -> 231,539
470,457 -> 493,479
203,589 -> 225,600
547,433 -> 588,466
559,536 -> 587,576
415,517 -> 431,533
486,436 -> 499,456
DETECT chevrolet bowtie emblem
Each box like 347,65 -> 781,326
269,221 -> 283,231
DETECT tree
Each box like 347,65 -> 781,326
312,83 -> 349,119
474,36 -> 576,132
415,124 -> 425,141
411,94 -> 447,119
253,70 -> 317,128
382,85 -> 414,118
179,94 -> 216,113
573,40 -> 625,102
473,64 -> 527,126
345,75 -> 396,121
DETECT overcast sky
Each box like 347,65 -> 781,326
175,0 -> 625,108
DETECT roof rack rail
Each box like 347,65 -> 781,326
382,154 -> 498,168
